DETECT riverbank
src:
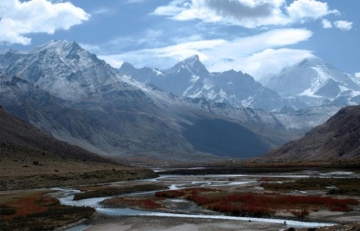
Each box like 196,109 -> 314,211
0,168 -> 158,230
2,166 -> 359,230
55,170 -> 359,231
82,215 -> 286,231
0,168 -> 158,191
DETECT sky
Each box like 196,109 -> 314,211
0,0 -> 359,80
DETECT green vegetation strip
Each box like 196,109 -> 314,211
74,184 -> 166,200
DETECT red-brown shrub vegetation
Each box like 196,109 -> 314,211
102,197 -> 163,209
155,190 -> 186,198
154,187 -> 358,218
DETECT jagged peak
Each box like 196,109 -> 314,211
30,40 -> 82,54
181,54 -> 201,67
167,54 -> 208,74
120,61 -> 134,68
184,54 -> 199,62
297,55 -> 323,67
119,61 -> 136,71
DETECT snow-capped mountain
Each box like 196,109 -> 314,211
1,40 -> 290,160
262,56 -> 360,109
119,55 -> 290,111
0,40 -> 136,101
0,40 -> 345,161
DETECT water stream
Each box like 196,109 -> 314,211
54,173 -> 345,230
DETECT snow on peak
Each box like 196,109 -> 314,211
183,54 -> 199,63
167,54 -> 208,75
264,56 -> 360,108
180,55 -> 202,69
297,55 -> 322,66
30,40 -> 78,53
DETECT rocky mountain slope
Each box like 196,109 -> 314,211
0,40 -> 348,161
262,56 -> 360,109
0,106 -> 114,164
0,41 -> 281,160
0,106 -> 158,189
264,105 -> 360,160
119,55 -> 289,111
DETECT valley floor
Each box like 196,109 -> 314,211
1,164 -> 360,231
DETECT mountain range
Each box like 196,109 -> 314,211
0,41 -> 273,160
119,55 -> 289,111
119,54 -> 360,111
1,40 -> 357,161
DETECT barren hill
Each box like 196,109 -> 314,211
0,107 -> 156,190
264,105 -> 360,160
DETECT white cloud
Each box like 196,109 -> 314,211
334,20 -> 353,31
98,28 -> 313,80
91,7 -> 111,15
355,72 -> 360,78
0,0 -> 89,45
153,0 -> 289,28
153,0 -> 187,17
287,0 -> 338,20
228,48 -> 314,81
321,19 -> 332,29
153,0 -> 339,28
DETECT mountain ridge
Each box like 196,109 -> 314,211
119,55 -> 290,111
262,56 -> 360,109
0,41 -> 283,160
264,105 -> 360,160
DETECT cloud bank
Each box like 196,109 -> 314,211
99,28 -> 314,80
0,0 -> 89,45
153,0 -> 339,28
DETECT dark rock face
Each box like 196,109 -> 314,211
264,105 -> 360,160
181,118 -> 268,158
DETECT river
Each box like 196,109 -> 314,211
51,171 -> 352,230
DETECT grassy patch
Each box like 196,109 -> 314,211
74,184 -> 166,200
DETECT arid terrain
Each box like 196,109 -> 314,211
48,165 -> 360,231
0,107 -> 158,229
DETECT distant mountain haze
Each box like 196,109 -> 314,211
0,41 -> 272,160
1,40 -> 357,161
261,56 -> 360,109
119,54 -> 289,111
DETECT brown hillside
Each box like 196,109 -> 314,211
264,105 -> 360,160
0,106 -> 157,190
0,106 -> 115,165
